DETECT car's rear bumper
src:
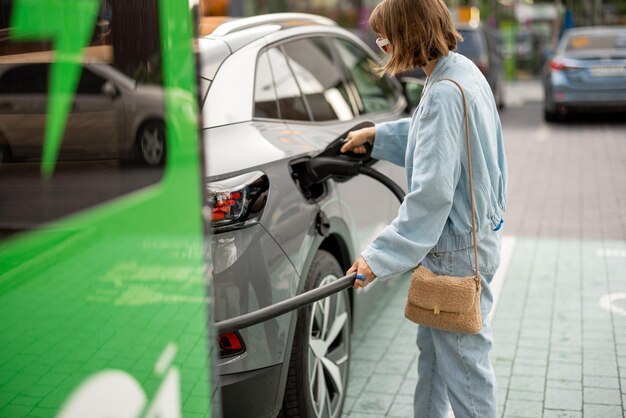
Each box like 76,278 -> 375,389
213,224 -> 299,375
213,224 -> 300,417
553,87 -> 626,103
547,75 -> 626,111
220,364 -> 283,418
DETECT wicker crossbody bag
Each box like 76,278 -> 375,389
404,78 -> 482,334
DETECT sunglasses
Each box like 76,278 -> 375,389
376,37 -> 391,53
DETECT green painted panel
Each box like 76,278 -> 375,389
0,0 -> 213,417
11,0 -> 100,176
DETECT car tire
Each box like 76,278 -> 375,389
136,120 -> 166,166
279,250 -> 351,418
544,108 -> 558,123
0,142 -> 12,164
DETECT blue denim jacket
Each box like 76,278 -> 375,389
361,52 -> 507,280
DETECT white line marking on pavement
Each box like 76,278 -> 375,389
596,248 -> 626,257
489,236 -> 517,323
599,292 -> 626,316
155,343 -> 178,376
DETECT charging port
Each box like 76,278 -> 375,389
289,122 -> 405,203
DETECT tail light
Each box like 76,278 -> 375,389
218,332 -> 245,357
549,59 -> 578,72
206,171 -> 269,231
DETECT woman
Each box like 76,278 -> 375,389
340,0 -> 507,417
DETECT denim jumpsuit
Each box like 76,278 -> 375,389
361,52 -> 507,418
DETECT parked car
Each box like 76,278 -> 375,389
455,23 -> 506,109
199,13 -> 414,418
0,56 -> 166,165
543,26 -> 626,122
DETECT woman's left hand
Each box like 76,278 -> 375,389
347,256 -> 376,288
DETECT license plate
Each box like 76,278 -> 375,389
590,66 -> 626,77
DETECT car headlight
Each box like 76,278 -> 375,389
206,171 -> 269,232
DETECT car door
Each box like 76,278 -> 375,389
328,36 -> 408,261
269,36 -> 399,259
64,66 -> 122,159
246,41 -> 350,276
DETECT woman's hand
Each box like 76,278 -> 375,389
340,126 -> 376,154
347,256 -> 376,288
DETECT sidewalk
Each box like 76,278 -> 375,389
341,236 -> 626,418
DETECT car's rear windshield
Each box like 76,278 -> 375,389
565,30 -> 626,52
456,30 -> 485,60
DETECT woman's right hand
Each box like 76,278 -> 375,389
340,126 -> 376,154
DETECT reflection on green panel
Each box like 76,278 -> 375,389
0,0 -> 212,417
11,0 -> 100,176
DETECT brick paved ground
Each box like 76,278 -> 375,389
341,81 -> 626,418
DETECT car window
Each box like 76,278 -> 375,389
565,31 -> 626,52
282,38 -> 354,121
0,64 -> 49,94
333,38 -> 398,114
457,29 -> 487,60
254,50 -> 279,119
76,68 -> 108,95
266,47 -> 310,121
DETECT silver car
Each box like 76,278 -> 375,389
543,26 -> 626,122
200,13 -> 413,418
0,55 -> 166,165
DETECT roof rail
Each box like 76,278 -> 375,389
212,13 -> 336,37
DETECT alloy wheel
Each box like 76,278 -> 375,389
139,125 -> 164,165
307,274 -> 350,418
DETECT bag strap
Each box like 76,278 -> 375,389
438,78 -> 479,280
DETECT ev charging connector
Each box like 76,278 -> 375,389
291,121 -> 405,203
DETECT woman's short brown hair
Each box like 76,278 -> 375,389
369,0 -> 462,76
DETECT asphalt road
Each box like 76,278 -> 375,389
500,96 -> 626,241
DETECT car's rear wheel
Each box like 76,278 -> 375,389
280,250 -> 351,418
136,120 -> 165,166
544,108 -> 558,123
0,143 -> 11,164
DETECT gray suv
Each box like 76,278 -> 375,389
200,14 -> 410,418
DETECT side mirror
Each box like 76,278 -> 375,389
102,81 -> 118,98
400,76 -> 425,112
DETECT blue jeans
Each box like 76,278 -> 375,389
413,231 -> 501,418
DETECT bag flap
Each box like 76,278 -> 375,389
407,266 -> 479,314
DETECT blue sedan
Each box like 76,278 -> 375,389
543,26 -> 626,122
